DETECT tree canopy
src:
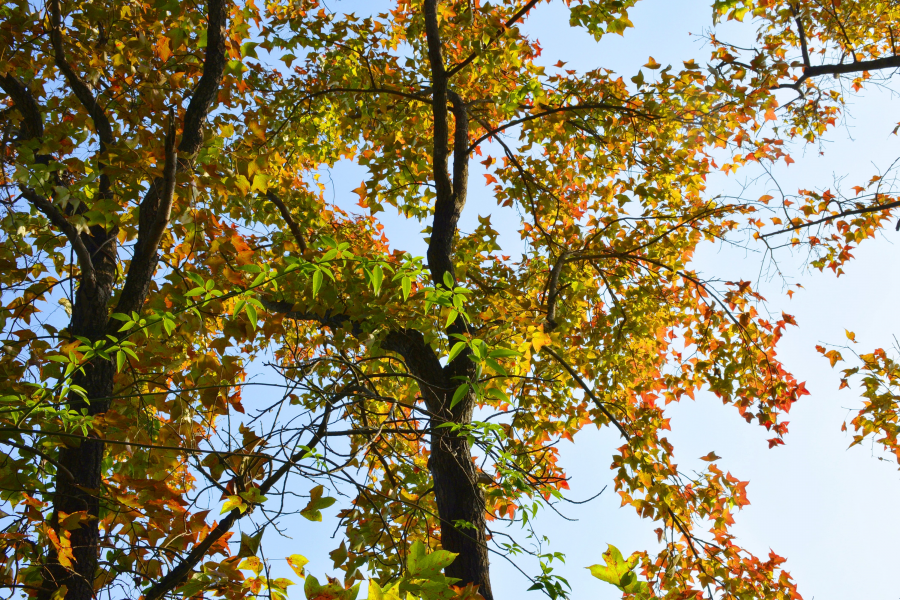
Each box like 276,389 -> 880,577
0,1 -> 897,600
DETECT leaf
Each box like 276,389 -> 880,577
245,303 -> 258,329
407,540 -> 458,579
401,275 -> 411,300
588,544 -> 640,591
221,495 -> 246,515
644,56 -> 661,69
371,265 -> 384,295
531,331 -> 552,352
699,451 -> 721,462
300,484 -> 337,521
449,383 -> 468,410
286,554 -> 309,578
312,269 -> 323,297
330,540 -> 348,568
447,341 -> 467,363
240,556 -> 264,576
238,529 -> 264,558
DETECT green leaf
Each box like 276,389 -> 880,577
250,271 -> 266,288
447,341 -> 467,363
588,544 -> 647,595
238,529 -> 264,558
407,540 -> 457,579
312,269 -> 323,297
401,276 -> 411,300
116,350 -> 126,373
185,287 -> 206,297
445,309 -> 458,328
246,303 -> 258,329
450,383 -> 468,410
371,265 -> 384,295
300,484 -> 337,521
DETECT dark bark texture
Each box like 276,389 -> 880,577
2,2 -> 228,598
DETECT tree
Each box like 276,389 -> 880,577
0,1 -> 892,600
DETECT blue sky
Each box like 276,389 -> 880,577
244,1 -> 900,598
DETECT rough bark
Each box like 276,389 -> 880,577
3,2 -> 228,597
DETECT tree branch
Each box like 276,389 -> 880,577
0,74 -> 44,142
143,393 -> 338,600
793,54 -> 900,87
0,74 -> 97,285
48,0 -> 114,149
140,110 -> 178,259
760,198 -> 900,238
179,0 -> 228,156
445,0 -> 541,77
541,346 -> 630,439
20,189 -> 96,286
114,0 -> 229,319
267,191 -> 307,253
467,102 -> 656,154
790,4 -> 811,69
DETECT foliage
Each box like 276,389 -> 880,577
0,1 -> 897,600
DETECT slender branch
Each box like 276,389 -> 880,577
20,189 -> 96,286
790,4 -> 811,68
467,102 -> 655,154
540,346 -> 629,439
760,198 -> 900,238
0,427 -> 273,462
1,440 -> 75,481
142,395 -> 338,600
446,0 -> 541,77
267,191 -> 307,253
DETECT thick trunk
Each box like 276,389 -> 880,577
430,425 -> 492,600
382,329 -> 492,599
39,229 -> 117,600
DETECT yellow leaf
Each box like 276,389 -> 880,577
644,56 -> 661,69
845,329 -> 856,343
286,553 -> 308,578
531,331 -> 552,352
155,37 -> 171,62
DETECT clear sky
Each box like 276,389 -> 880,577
246,1 -> 900,599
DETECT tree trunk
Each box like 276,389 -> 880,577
39,227 -> 117,600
